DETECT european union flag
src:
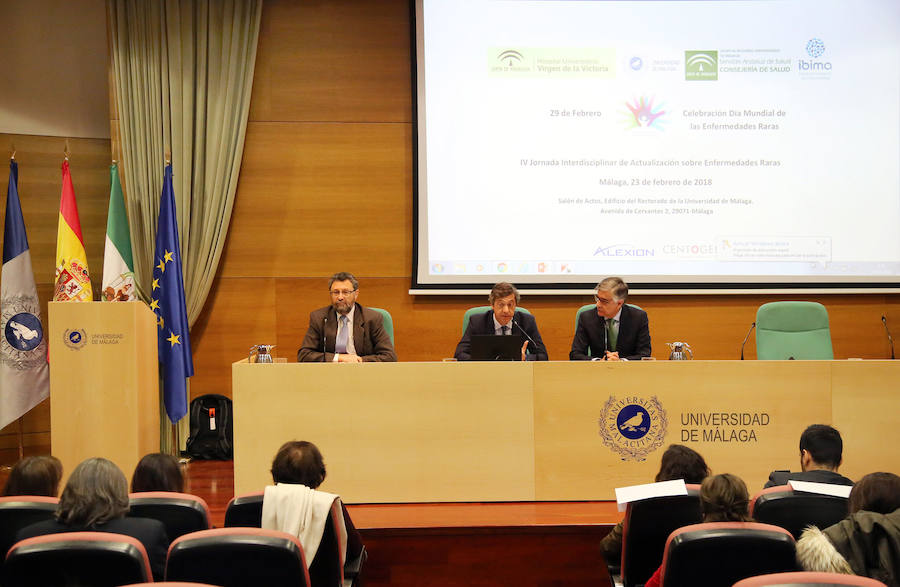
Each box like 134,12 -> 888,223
152,164 -> 194,423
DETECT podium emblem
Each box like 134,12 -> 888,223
598,395 -> 668,461
63,328 -> 87,350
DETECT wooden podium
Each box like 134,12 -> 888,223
48,301 -> 159,483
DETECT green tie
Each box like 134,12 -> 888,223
607,319 -> 618,351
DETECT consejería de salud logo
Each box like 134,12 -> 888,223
598,395 -> 668,461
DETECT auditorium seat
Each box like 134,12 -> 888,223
4,531 -> 153,586
755,301 -> 833,360
224,491 -> 264,527
368,307 -> 395,344
224,490 -> 361,587
656,522 -> 797,586
617,484 -> 703,587
750,485 -> 849,539
733,571 -> 887,586
462,306 -> 531,334
123,583 -> 218,587
0,496 -> 58,566
128,491 -> 211,540
165,527 -> 311,587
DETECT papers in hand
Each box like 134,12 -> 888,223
788,480 -> 853,498
614,479 -> 688,512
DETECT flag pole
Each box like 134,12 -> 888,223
16,417 -> 24,460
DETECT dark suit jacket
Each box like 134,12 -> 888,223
297,303 -> 397,362
16,516 -> 169,581
454,310 -> 548,361
764,469 -> 854,489
569,304 -> 651,361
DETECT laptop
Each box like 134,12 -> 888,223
470,334 -> 525,361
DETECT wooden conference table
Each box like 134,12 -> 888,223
232,360 -> 899,501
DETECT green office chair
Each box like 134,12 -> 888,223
462,306 -> 531,334
755,301 -> 833,360
369,307 -> 394,345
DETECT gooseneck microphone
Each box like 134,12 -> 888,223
322,317 -> 328,362
882,315 -> 895,360
740,322 -> 756,360
512,317 -> 539,359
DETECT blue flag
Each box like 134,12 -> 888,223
1,160 -> 50,428
152,164 -> 193,423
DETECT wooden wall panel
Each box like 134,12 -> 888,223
250,0 -> 411,123
190,277 -> 278,397
221,122 -> 412,278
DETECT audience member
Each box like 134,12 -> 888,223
599,444 -> 710,564
644,473 -> 751,587
16,457 -> 168,581
2,455 -> 63,497
131,452 -> 184,493
269,440 -> 364,563
764,424 -> 853,488
796,472 -> 900,583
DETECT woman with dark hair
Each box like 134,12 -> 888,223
131,452 -> 184,493
2,455 -> 63,497
16,457 -> 169,580
270,440 -> 364,563
796,472 -> 900,583
600,444 -> 710,563
643,473 -> 751,587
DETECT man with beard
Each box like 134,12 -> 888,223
297,272 -> 397,362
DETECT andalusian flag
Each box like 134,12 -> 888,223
1,160 -> 50,429
53,160 -> 92,301
153,164 -> 193,423
101,163 -> 135,301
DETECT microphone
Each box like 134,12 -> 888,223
740,322 -> 756,360
882,315 -> 895,360
512,317 -> 539,359
322,317 -> 328,362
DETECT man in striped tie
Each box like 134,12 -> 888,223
297,272 -> 397,363
570,277 -> 652,361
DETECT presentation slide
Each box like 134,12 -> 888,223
413,0 -> 900,291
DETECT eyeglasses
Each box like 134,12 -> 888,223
594,295 -> 615,305
330,289 -> 358,297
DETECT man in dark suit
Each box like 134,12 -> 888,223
570,277 -> 651,361
454,282 -> 548,361
297,272 -> 397,362
764,424 -> 854,488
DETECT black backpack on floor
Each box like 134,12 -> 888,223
186,394 -> 233,460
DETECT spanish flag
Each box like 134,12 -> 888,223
53,160 -> 92,301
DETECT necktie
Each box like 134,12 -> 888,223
607,319 -> 618,351
501,325 -> 509,335
335,315 -> 349,354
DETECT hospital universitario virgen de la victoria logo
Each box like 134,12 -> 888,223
598,395 -> 668,461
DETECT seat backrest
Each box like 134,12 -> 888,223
166,527 -> 311,587
368,307 -> 394,345
750,486 -> 849,540
5,531 -> 152,587
756,302 -> 834,360
659,522 -> 797,586
461,306 -> 531,334
0,496 -> 58,565
620,485 -> 702,587
307,500 -> 344,587
733,570 -> 889,586
128,492 -> 211,540
224,491 -> 264,527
